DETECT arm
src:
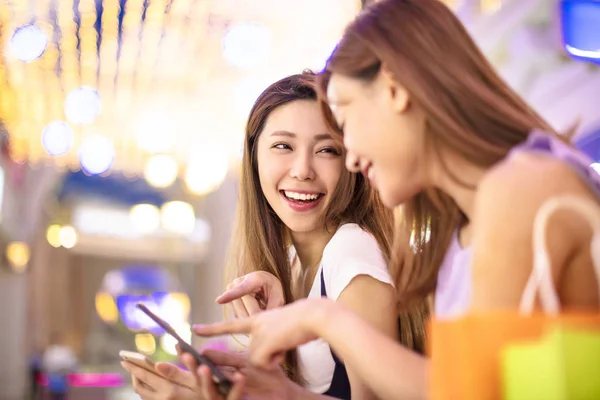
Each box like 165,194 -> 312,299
470,154 -> 599,311
194,298 -> 427,400
315,300 -> 427,400
335,276 -> 398,400
321,226 -> 400,399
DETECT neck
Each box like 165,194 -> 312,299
290,226 -> 336,271
429,152 -> 488,222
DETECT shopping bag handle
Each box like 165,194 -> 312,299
520,195 -> 600,315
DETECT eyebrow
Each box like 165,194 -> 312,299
270,131 -> 333,141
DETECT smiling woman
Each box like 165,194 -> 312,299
221,71 -> 420,399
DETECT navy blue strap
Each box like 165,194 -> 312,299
320,269 -> 352,399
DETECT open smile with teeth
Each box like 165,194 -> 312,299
281,190 -> 323,203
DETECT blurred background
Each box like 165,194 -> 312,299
0,0 -> 599,398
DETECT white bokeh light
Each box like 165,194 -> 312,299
103,270 -> 126,297
129,204 -> 161,235
144,154 -> 178,188
161,201 -> 195,236
65,87 -> 102,125
41,121 -> 74,156
9,24 -> 48,62
185,146 -> 229,195
59,225 -> 78,249
160,323 -> 191,356
78,135 -> 115,175
222,22 -> 271,69
592,163 -> 600,174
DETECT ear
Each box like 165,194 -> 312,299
379,66 -> 410,113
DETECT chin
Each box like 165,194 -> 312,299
283,218 -> 320,235
380,193 -> 400,208
380,190 -> 408,209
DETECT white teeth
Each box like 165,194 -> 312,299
284,191 -> 320,201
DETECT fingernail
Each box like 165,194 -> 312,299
192,324 -> 204,330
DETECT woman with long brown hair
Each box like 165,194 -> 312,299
123,70 -> 428,399
193,0 -> 600,399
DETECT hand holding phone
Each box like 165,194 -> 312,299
119,350 -> 156,373
136,303 -> 233,397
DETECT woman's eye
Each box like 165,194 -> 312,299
318,147 -> 341,156
273,143 -> 291,150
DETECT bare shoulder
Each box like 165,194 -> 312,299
470,152 -> 599,311
479,151 -> 595,200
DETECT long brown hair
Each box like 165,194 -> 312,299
226,71 -> 427,382
317,0 -> 561,310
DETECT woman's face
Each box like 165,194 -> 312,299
326,71 -> 427,208
256,100 -> 344,234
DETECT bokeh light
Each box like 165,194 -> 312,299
103,270 -> 127,297
41,121 -> 74,156
65,87 -> 102,125
59,225 -> 78,249
158,292 -> 191,325
143,155 -> 178,188
9,24 -> 48,62
135,333 -> 156,355
95,292 -> 119,324
185,148 -> 229,195
222,22 -> 271,69
46,224 -> 62,248
6,242 -> 30,272
78,135 -> 115,175
129,204 -> 161,235
161,201 -> 195,236
160,323 -> 191,356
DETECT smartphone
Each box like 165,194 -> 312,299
119,350 -> 156,373
136,302 -> 233,396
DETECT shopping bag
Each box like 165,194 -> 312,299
429,195 -> 600,400
502,325 -> 600,400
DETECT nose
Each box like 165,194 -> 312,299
289,151 -> 315,181
345,151 -> 361,173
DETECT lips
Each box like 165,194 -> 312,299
279,190 -> 324,212
360,162 -> 376,186
361,162 -> 373,178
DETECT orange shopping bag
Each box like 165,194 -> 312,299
429,195 -> 600,400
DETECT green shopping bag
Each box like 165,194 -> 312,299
502,326 -> 600,400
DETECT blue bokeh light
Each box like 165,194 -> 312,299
561,0 -> 600,63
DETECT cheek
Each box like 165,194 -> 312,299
325,160 -> 344,189
256,152 -> 279,194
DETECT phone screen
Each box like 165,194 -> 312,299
136,303 -> 232,396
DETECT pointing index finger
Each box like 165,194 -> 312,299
216,279 -> 258,304
192,318 -> 254,336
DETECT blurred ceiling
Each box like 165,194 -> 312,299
0,0 -> 360,179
